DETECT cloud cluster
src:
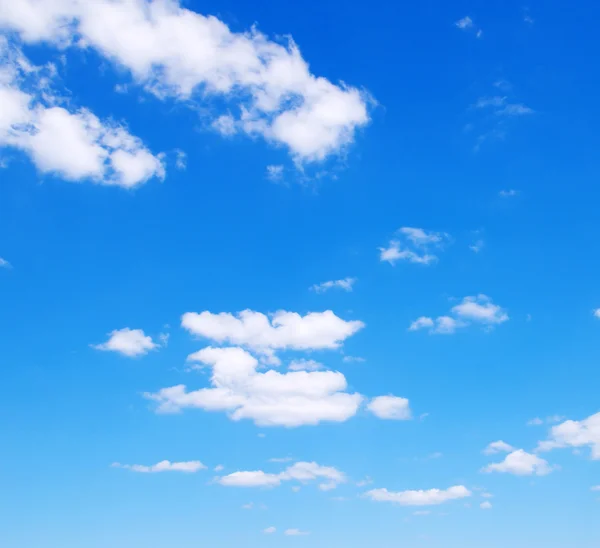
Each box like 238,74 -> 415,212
455,16 -> 483,38
409,294 -> 508,335
379,227 -> 449,265
217,460 -> 345,491
112,460 -> 205,473
0,39 -> 164,187
365,485 -> 471,506
0,0 -> 370,162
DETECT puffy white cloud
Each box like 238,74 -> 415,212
0,42 -> 164,186
0,0 -> 369,162
480,501 -> 492,510
263,527 -> 276,534
217,460 -> 345,491
409,315 -> 463,335
379,227 -> 448,266
452,295 -> 509,324
285,529 -> 309,536
310,277 -> 356,293
537,412 -> 600,459
483,440 -> 515,455
93,328 -> 158,357
112,460 -> 205,473
482,449 -> 553,476
365,485 -> 471,506
455,16 -> 474,30
146,346 -> 363,426
367,395 -> 412,420
181,309 -> 364,355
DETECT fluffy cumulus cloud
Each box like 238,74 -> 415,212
409,294 -> 508,335
367,395 -> 412,420
310,277 -> 356,293
145,346 -> 363,427
537,412 -> 600,459
0,39 -> 164,187
112,460 -> 205,473
181,309 -> 364,360
365,485 -> 471,506
0,0 -> 370,162
482,440 -> 515,455
217,460 -> 345,491
379,227 -> 448,266
482,449 -> 553,476
92,327 -> 158,357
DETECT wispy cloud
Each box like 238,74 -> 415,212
379,227 -> 449,266
499,189 -> 520,197
310,277 -> 356,293
455,16 -> 483,37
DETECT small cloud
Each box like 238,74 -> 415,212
92,328 -> 158,357
242,502 -> 254,510
114,83 -> 129,94
379,227 -> 449,266
591,486 -> 600,492
285,529 -> 309,536
268,457 -> 294,463
413,510 -> 431,516
482,449 -> 554,476
483,440 -> 515,455
158,332 -> 170,347
342,355 -> 365,363
356,476 -> 373,487
291,486 -> 301,492
212,114 -> 236,136
266,164 -> 284,182
112,460 -> 205,473
426,452 -> 443,460
480,501 -> 493,510
263,526 -> 276,534
455,16 -> 474,30
367,395 -> 412,420
214,464 -> 224,472
0,257 -> 11,269
593,308 -> 600,319
310,277 -> 356,293
527,417 -> 544,426
470,239 -> 485,253
493,79 -> 512,91
175,149 -> 187,170
419,413 -> 430,421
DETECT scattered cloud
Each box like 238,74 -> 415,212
263,526 -> 276,534
0,0 -> 370,163
342,355 -> 365,363
410,295 -> 508,335
499,189 -> 520,197
269,457 -> 294,463
266,164 -> 284,182
242,502 -> 254,510
174,149 -> 186,170
365,485 -> 471,506
0,42 -> 165,187
214,464 -> 224,472
474,96 -> 534,117
367,395 -> 412,420
285,529 -> 309,536
528,417 -> 544,426
413,510 -> 431,516
111,460 -> 205,473
92,328 -> 158,357
593,309 -> 600,319
455,16 -> 482,37
528,415 -> 565,426
482,449 -> 553,476
480,501 -> 492,510
483,440 -> 515,455
0,257 -> 11,268
379,227 -> 449,266
217,460 -> 345,491
310,277 -> 356,293
356,477 -> 373,487
591,486 -> 600,492
537,412 -> 600,459
470,238 -> 484,253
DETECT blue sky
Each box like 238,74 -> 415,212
1,1 -> 600,546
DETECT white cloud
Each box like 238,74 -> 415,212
112,460 -> 205,473
591,486 -> 600,492
214,464 -> 224,472
0,0 -> 370,162
482,449 -> 553,476
285,529 -> 309,536
593,309 -> 600,319
269,457 -> 294,463
266,164 -> 284,181
409,315 -> 464,335
413,510 -> 431,516
263,526 -> 276,534
0,42 -> 164,187
147,346 -> 363,426
175,149 -> 186,170
342,355 -> 365,363
0,257 -> 11,268
379,227 -> 448,266
480,501 -> 492,510
93,328 -> 158,357
527,417 -> 544,426
455,16 -> 474,30
451,295 -> 508,325
483,440 -> 515,455
537,412 -> 600,459
367,395 -> 412,420
365,485 -> 471,506
181,309 -> 364,357
475,96 -> 533,117
310,277 -> 356,293
288,359 -> 324,372
356,477 -> 372,487
217,460 -> 345,491
499,189 -> 519,198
